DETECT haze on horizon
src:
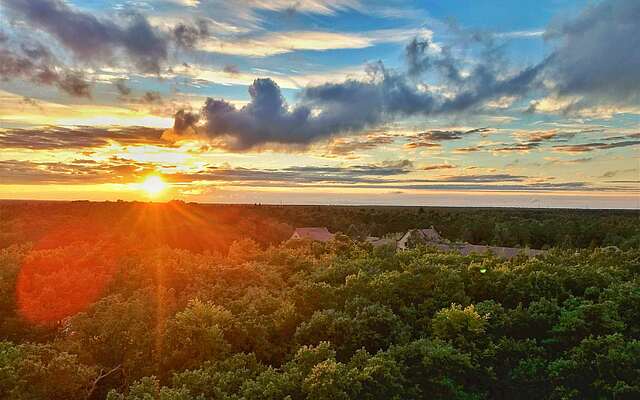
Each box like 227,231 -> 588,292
0,0 -> 638,208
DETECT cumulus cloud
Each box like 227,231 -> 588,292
168,25 -> 546,150
169,63 -> 492,150
541,0 -> 640,106
167,76 -> 397,150
2,0 -> 169,73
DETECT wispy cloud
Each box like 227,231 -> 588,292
198,27 -> 432,57
0,126 -> 169,149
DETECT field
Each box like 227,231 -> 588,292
0,201 -> 639,399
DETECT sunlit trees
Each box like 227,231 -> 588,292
0,341 -> 97,400
0,201 -> 639,398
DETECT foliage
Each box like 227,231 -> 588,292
0,201 -> 638,399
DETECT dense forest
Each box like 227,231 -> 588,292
1,201 -> 639,250
0,201 -> 639,399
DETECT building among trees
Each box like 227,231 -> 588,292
397,227 -> 443,250
289,227 -> 334,242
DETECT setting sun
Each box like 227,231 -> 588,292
140,175 -> 167,197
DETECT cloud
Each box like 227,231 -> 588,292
3,157 -> 636,193
404,142 -> 441,150
167,76 -> 401,150
140,91 -> 163,104
404,35 -> 546,110
405,127 -> 492,148
168,22 -> 551,151
10,0 -> 633,151
173,19 -> 209,49
57,72 -> 91,97
601,169 -> 637,179
553,140 -> 640,153
198,30 -> 374,57
0,41 -> 92,97
3,0 -> 169,74
0,126 -> 169,150
422,164 -> 456,171
322,134 -> 395,157
223,64 -> 240,75
114,79 -> 132,96
171,63 -> 504,150
0,157 -> 157,184
247,0 -> 359,16
161,167 -> 634,192
196,26 -> 433,57
493,142 -> 542,153
541,0 -> 640,107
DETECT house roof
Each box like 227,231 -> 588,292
416,227 -> 441,241
292,227 -> 334,242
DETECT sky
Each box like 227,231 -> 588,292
0,0 -> 638,208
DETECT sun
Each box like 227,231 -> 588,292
140,175 -> 167,197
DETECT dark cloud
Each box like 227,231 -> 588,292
405,127 -> 492,149
172,109 -> 199,133
0,42 -> 92,97
416,130 -> 465,141
553,140 -> 640,153
493,142 -> 542,152
168,32 -> 544,150
57,71 -> 91,97
173,19 -> 209,49
0,126 -> 169,150
223,64 -> 240,75
3,0 -> 168,74
141,91 -> 163,104
114,79 -> 132,96
542,0 -> 640,105
128,0 -> 640,150
404,35 -> 546,112
169,77 -> 389,150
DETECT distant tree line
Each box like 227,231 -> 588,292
1,202 -> 638,251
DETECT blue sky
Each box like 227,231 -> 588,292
0,0 -> 638,207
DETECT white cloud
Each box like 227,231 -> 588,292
198,27 -> 433,57
170,63 -> 368,89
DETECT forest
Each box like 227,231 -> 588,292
0,200 -> 639,399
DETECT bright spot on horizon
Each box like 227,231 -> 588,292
140,175 -> 167,197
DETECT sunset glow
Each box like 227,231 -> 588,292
140,176 -> 167,197
0,0 -> 637,207
1,1 -> 639,397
